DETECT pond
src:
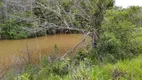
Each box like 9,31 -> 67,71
0,34 -> 84,73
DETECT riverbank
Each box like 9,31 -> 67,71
0,27 -> 82,40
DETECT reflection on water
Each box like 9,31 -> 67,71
0,34 -> 84,72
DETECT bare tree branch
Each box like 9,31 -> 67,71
62,32 -> 91,58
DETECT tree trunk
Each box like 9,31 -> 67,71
91,32 -> 97,48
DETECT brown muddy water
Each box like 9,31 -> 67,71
0,34 -> 85,75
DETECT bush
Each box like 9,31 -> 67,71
87,32 -> 121,63
97,32 -> 121,55
1,19 -> 30,39
98,9 -> 142,60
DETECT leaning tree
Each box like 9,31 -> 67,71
0,0 -> 114,55
34,0 -> 114,53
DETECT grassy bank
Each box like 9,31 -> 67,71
4,51 -> 142,80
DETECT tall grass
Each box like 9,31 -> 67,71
4,50 -> 142,80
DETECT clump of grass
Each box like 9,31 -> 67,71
105,55 -> 142,80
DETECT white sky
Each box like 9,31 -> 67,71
115,0 -> 142,8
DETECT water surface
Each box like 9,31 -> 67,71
0,34 -> 84,73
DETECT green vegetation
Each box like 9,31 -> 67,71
1,19 -> 30,39
0,0 -> 114,39
1,0 -> 142,80
5,49 -> 142,80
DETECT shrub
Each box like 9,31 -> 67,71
1,19 -> 30,39
97,32 -> 121,56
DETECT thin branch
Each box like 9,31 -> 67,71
62,31 -> 91,58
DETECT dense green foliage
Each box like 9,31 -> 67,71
0,0 -> 115,39
0,0 -> 33,39
1,0 -> 142,80
1,19 -> 30,39
95,6 -> 142,61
